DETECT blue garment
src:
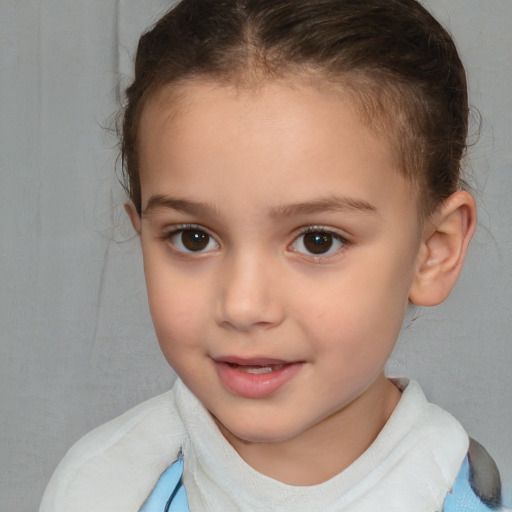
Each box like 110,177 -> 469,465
140,449 -> 508,512
443,456 -> 508,512
138,452 -> 189,512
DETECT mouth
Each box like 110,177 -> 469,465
213,356 -> 304,398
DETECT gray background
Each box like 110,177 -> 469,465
1,1 -> 511,510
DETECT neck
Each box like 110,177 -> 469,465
218,374 -> 401,486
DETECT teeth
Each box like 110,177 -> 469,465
246,366 -> 273,374
233,364 -> 284,374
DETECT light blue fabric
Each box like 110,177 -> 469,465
138,453 -> 189,512
443,456 -> 509,512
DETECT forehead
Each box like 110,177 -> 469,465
137,80 -> 417,219
140,78 -> 393,165
139,76 -> 407,168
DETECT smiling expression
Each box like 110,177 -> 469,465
134,80 -> 425,454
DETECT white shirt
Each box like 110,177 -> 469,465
40,379 -> 468,512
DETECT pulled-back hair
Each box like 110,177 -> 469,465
121,0 -> 469,217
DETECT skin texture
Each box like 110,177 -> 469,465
127,80 -> 476,485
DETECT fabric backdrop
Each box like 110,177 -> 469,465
1,1 -> 511,510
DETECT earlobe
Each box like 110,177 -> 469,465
409,191 -> 477,307
124,202 -> 142,235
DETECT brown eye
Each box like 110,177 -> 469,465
291,229 -> 346,257
181,229 -> 209,251
303,232 -> 333,254
169,227 -> 218,253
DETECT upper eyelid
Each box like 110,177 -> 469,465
293,225 -> 351,240
161,223 -> 214,237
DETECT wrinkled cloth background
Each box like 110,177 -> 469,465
1,1 -> 511,510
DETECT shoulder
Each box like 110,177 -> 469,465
39,385 -> 187,512
443,439 -> 509,511
392,381 -> 510,511
392,379 -> 469,459
380,379 -> 469,508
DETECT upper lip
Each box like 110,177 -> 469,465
213,356 -> 298,366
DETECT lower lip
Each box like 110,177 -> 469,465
215,362 -> 303,399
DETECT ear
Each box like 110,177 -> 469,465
124,202 -> 142,235
409,191 -> 476,307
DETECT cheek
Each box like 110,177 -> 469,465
148,288 -> 209,371
148,281 -> 205,332
297,258 -> 411,357
142,251 -> 210,359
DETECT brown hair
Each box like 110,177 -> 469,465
121,0 -> 469,217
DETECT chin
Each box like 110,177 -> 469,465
217,415 -> 303,444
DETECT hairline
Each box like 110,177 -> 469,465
133,67 -> 428,220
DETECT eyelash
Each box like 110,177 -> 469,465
159,224 -> 350,259
160,224 -> 219,255
290,226 -> 350,260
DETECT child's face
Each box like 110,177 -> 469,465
134,81 -> 424,446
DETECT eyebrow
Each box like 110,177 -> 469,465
268,196 -> 377,218
142,194 -> 377,218
142,195 -> 219,217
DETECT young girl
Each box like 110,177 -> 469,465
40,0 -> 509,510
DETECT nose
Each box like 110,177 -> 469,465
215,253 -> 285,332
